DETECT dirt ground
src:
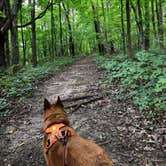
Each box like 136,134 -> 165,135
0,56 -> 165,166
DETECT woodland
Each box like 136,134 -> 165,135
0,0 -> 166,165
0,0 -> 166,117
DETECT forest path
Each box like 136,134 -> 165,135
0,56 -> 165,166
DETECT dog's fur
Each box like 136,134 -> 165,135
43,97 -> 115,166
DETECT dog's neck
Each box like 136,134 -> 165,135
43,112 -> 69,131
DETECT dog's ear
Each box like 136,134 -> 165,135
44,98 -> 51,110
56,96 -> 64,108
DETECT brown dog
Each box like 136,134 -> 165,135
43,97 -> 115,166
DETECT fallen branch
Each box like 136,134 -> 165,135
62,94 -> 97,103
65,96 -> 103,113
130,124 -> 144,131
98,139 -> 112,146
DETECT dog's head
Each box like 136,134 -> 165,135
43,96 -> 69,130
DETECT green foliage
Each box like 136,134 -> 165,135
0,56 -> 76,116
95,51 -> 166,117
0,11 -> 6,18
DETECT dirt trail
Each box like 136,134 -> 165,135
0,56 -> 165,166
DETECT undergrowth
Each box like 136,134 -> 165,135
0,56 -> 77,117
95,51 -> 166,117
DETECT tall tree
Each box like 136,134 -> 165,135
101,0 -> 108,44
31,0 -> 37,67
50,0 -> 56,59
90,0 -> 105,54
11,0 -> 20,65
42,23 -> 47,59
144,0 -> 150,50
156,0 -> 164,48
131,1 -> 141,49
20,4 -> 26,65
0,0 -> 5,66
3,0 -> 10,67
0,0 -> 22,67
4,30 -> 10,66
58,1 -> 63,56
151,0 -> 156,40
0,17 -> 6,66
120,0 -> 126,53
62,2 -> 75,57
137,0 -> 144,49
126,0 -> 133,58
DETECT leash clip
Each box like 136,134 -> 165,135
61,130 -> 68,145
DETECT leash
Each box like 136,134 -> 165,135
61,130 -> 68,166
63,142 -> 67,166
45,123 -> 75,166
46,136 -> 67,166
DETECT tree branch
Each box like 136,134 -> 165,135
0,0 -> 22,33
17,1 -> 51,28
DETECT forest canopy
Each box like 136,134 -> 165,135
0,0 -> 165,67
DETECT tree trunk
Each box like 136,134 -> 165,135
0,0 -> 22,67
50,0 -> 56,60
137,0 -> 144,49
5,31 -> 10,66
110,40 -> 115,54
130,1 -> 140,50
31,0 -> 37,67
158,0 -> 164,48
90,0 -> 105,55
0,17 -> 6,67
4,0 -> 10,67
144,0 -> 150,50
11,2 -> 19,65
0,0 -> 6,67
43,40 -> 47,59
20,5 -> 26,65
59,2 -> 63,56
126,0 -> 133,58
62,3 -> 75,57
156,0 -> 164,48
101,0 -> 108,44
151,0 -> 156,40
65,31 -> 69,56
120,0 -> 126,53
94,18 -> 105,54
